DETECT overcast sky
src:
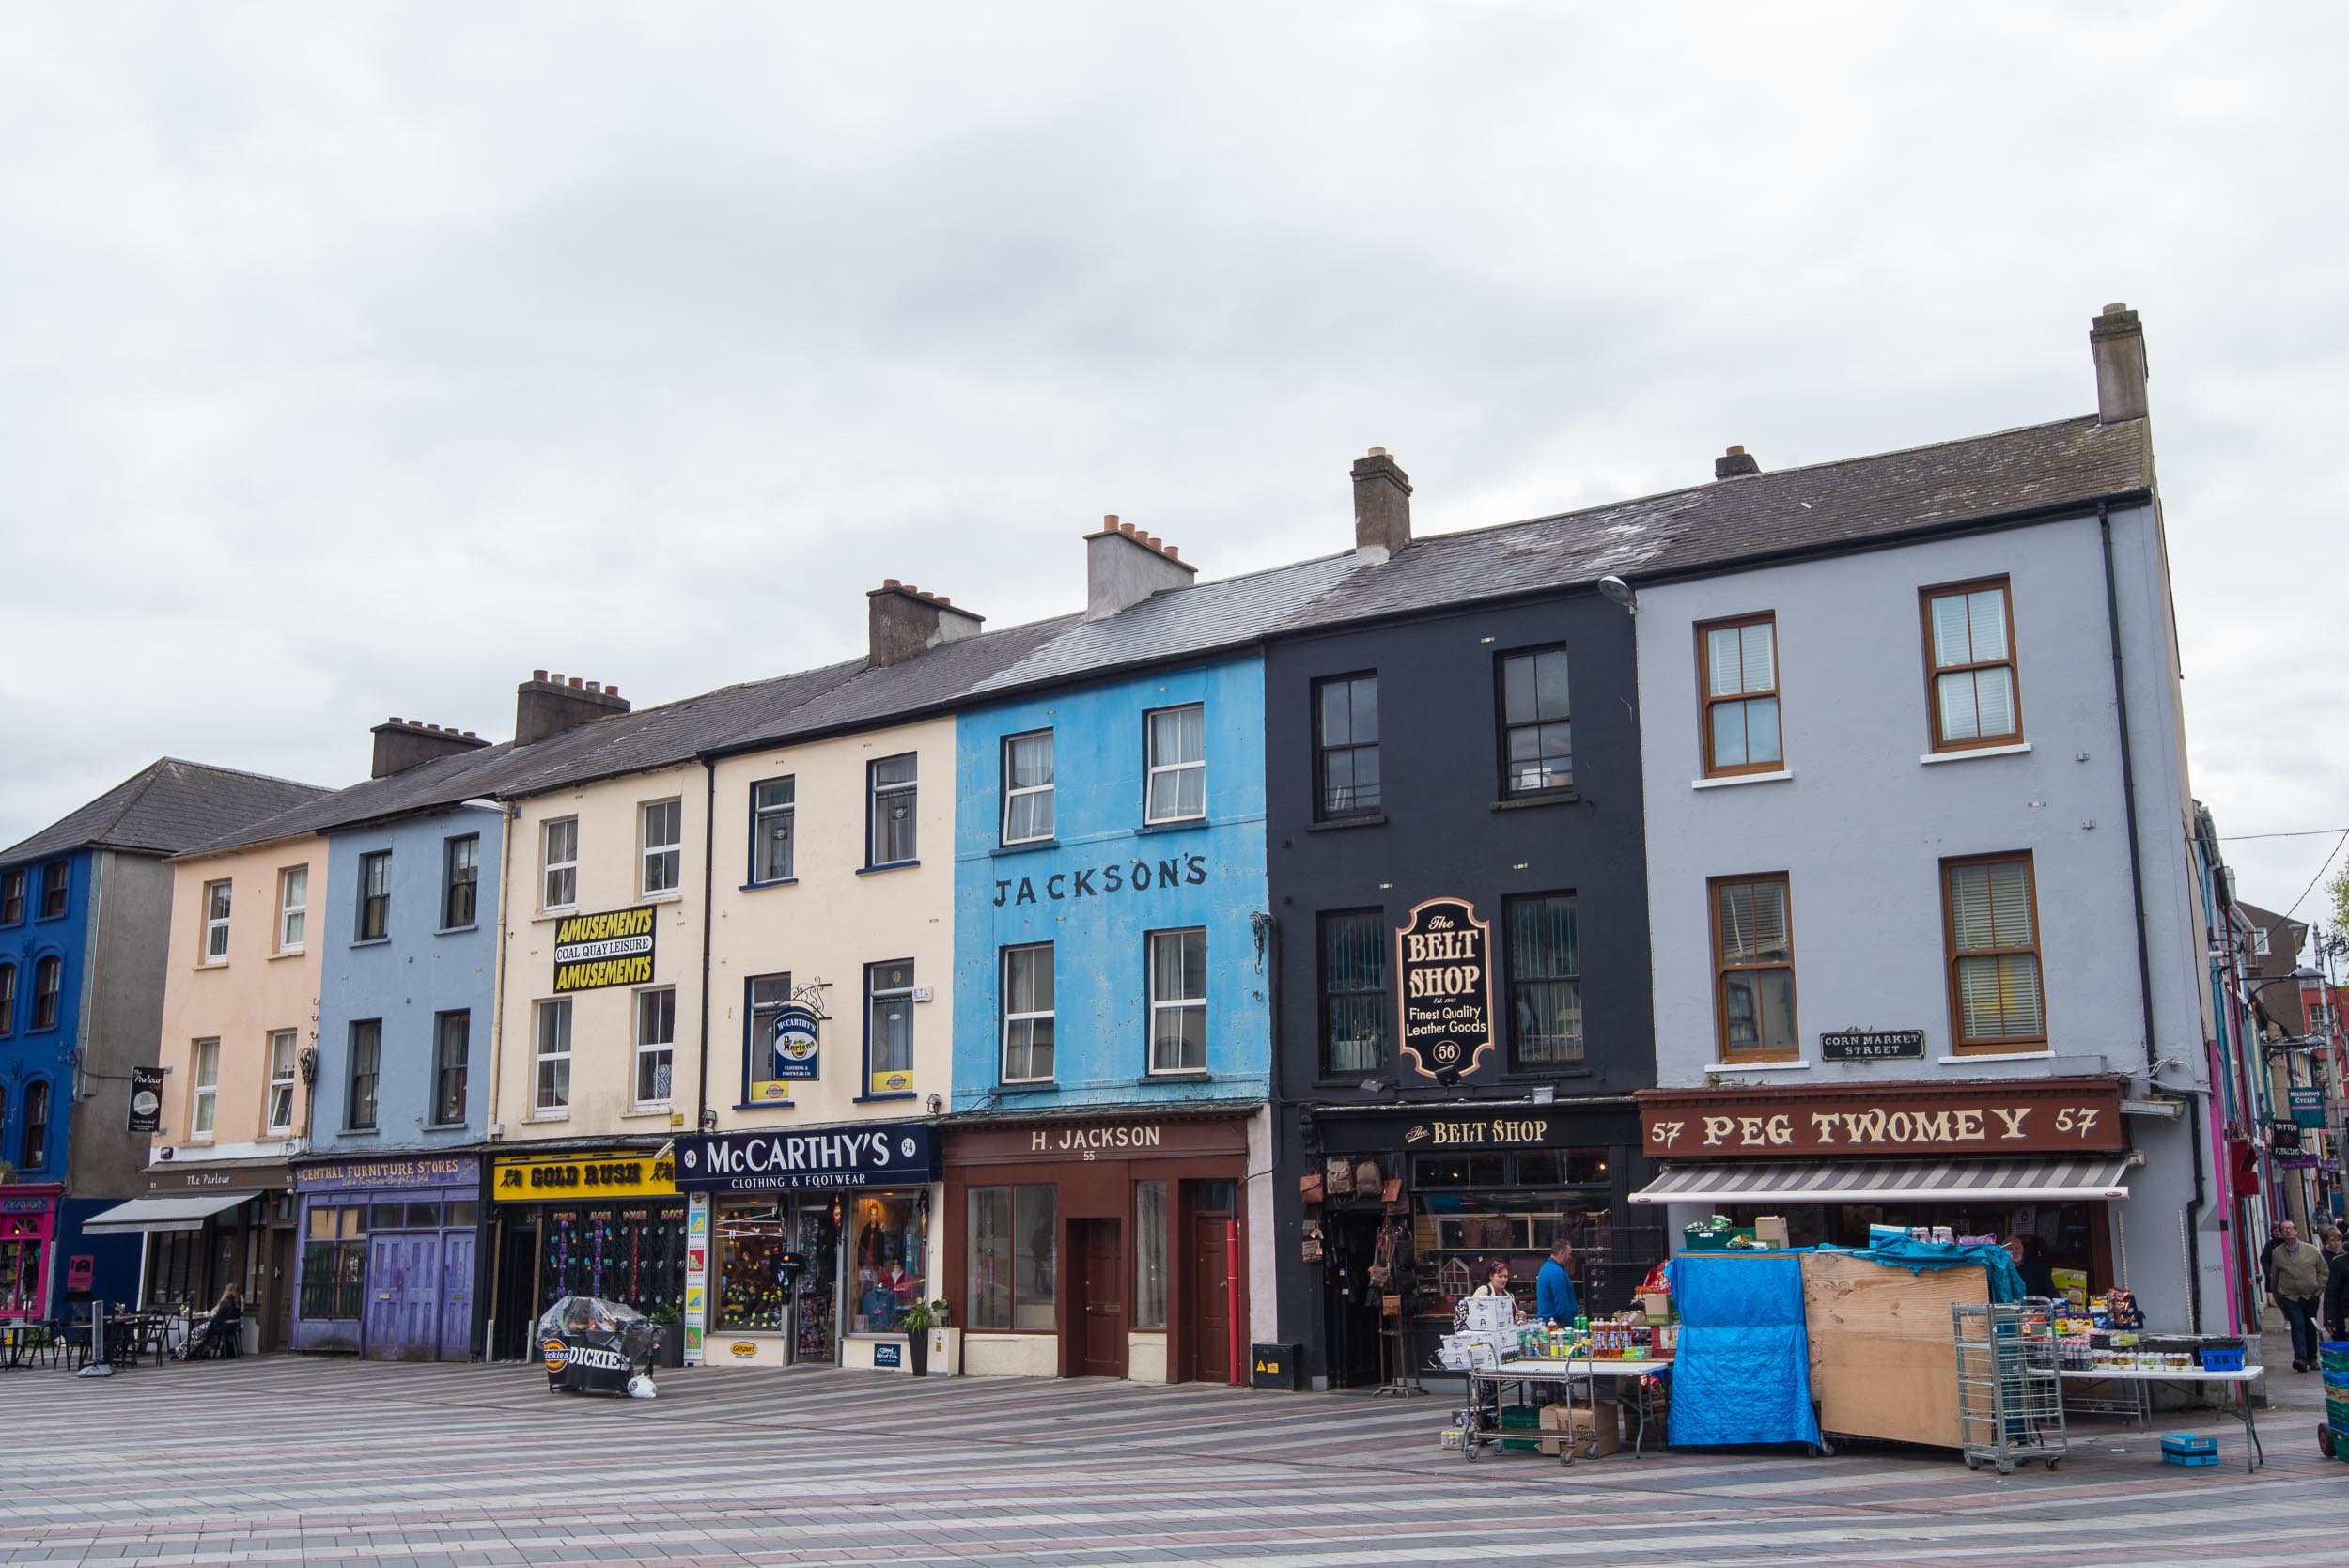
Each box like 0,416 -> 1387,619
3,5 -> 2341,922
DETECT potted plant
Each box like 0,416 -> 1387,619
899,1297 -> 950,1377
644,1301 -> 685,1367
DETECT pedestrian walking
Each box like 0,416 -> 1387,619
2269,1220 -> 2327,1370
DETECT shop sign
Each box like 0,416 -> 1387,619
552,905 -> 658,993
68,1255 -> 93,1290
1026,1124 -> 1167,1159
745,1003 -> 823,1106
946,1114 -> 1250,1164
0,1194 -> 51,1214
1393,897 -> 1496,1079
147,1163 -> 291,1193
2289,1087 -> 2326,1128
873,1341 -> 903,1368
1637,1079 -> 2127,1158
298,1155 -> 481,1192
1820,1030 -> 1925,1062
544,1338 -> 630,1373
727,1340 -> 759,1359
128,1065 -> 165,1134
2276,1153 -> 2322,1170
1400,1113 -> 1575,1150
675,1122 -> 940,1192
492,1154 -> 677,1203
988,852 -> 1208,908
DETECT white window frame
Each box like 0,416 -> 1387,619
751,776 -> 795,884
640,799 -> 683,897
868,755 -> 919,866
1001,942 -> 1055,1084
192,1038 -> 219,1137
202,878 -> 232,964
542,817 -> 579,912
535,998 -> 572,1115
1146,927 -> 1208,1075
265,1029 -> 298,1135
1143,705 -> 1206,825
1002,731 -> 1055,845
277,865 -> 307,953
633,986 -> 677,1110
2252,927 -> 2272,957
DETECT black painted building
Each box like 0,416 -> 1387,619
1265,452 -> 1661,1388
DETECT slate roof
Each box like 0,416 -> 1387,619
1,760 -> 330,865
183,408 -> 2157,831
1272,414 -> 2152,633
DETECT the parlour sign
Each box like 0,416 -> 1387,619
1394,897 -> 1495,1079
1637,1078 -> 2128,1158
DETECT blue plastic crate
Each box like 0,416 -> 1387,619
2161,1449 -> 2219,1467
2197,1346 -> 2245,1372
2160,1433 -> 2217,1460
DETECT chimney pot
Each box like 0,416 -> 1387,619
568,675 -> 583,689
935,595 -> 951,606
1350,446 -> 1413,560
1715,445 -> 1762,479
1119,521 -> 1136,536
1163,545 -> 1179,561
1103,514 -> 1119,528
549,673 -> 564,685
883,578 -> 901,589
604,685 -> 618,699
2090,301 -> 2149,424
463,731 -> 477,738
586,681 -> 600,693
389,716 -> 404,726
531,669 -> 548,683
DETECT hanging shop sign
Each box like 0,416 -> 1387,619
297,1155 -> 480,1193
1637,1078 -> 2128,1158
1819,1030 -> 1926,1062
2289,1087 -> 2326,1128
675,1122 -> 939,1193
492,1153 -> 677,1203
752,1000 -> 827,1108
127,1064 -> 165,1134
552,905 -> 658,993
1393,897 -> 1496,1079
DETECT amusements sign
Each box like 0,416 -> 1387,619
1394,897 -> 1495,1079
552,906 -> 658,992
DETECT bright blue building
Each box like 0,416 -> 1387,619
0,761 -> 325,1324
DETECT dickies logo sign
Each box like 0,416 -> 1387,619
542,1338 -> 568,1373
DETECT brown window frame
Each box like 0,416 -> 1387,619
1921,577 -> 2024,753
1709,873 -> 1798,1063
1696,613 -> 1783,779
1940,851 -> 2048,1055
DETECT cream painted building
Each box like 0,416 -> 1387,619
139,831 -> 323,1323
695,716 -> 957,1371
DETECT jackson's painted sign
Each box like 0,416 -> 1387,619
675,1123 -> 940,1192
989,852 -> 1207,907
552,906 -> 658,992
1636,1079 -> 2128,1158
1394,898 -> 1495,1079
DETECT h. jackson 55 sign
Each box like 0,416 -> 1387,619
675,1123 -> 940,1193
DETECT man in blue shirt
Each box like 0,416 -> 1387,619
1535,1239 -> 1579,1324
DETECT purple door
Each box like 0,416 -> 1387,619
438,1230 -> 474,1361
366,1234 -> 442,1360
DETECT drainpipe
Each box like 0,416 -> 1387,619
696,757 -> 718,1138
2102,503 -> 2201,1325
486,803 -> 520,1137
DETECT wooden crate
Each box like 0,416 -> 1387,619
1800,1251 -> 1988,1450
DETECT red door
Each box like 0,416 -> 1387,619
1071,1219 -> 1126,1377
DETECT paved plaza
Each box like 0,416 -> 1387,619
0,1353 -> 2335,1567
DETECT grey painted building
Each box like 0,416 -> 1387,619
1628,305 -> 2230,1331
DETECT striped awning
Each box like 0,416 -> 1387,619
1630,1154 -> 2139,1206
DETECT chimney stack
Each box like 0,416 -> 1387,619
370,716 -> 491,778
2091,302 -> 2148,424
515,672 -> 630,746
867,582 -> 986,668
1350,447 -> 1412,561
1084,515 -> 1197,621
1714,444 -> 1761,480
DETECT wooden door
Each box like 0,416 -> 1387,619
438,1230 -> 475,1361
266,1230 -> 294,1351
1188,1185 -> 1237,1384
1071,1219 -> 1125,1377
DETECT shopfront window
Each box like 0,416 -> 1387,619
716,1199 -> 792,1333
847,1192 -> 926,1336
1135,1180 -> 1167,1329
299,1206 -> 366,1319
536,1203 -> 687,1320
1411,1148 -> 1621,1314
967,1184 -> 1056,1331
0,1232 -> 42,1317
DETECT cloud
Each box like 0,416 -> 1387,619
0,2 -> 2341,919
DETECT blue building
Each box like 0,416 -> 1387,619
0,760 -> 324,1325
938,523 -> 1353,1383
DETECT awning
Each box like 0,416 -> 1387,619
79,1191 -> 254,1234
1630,1153 -> 2139,1206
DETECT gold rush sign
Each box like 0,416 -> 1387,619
552,906 -> 658,993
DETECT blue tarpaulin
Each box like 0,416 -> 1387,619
1664,1252 -> 1822,1449
1827,1238 -> 2026,1301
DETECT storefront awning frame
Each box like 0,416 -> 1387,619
79,1191 -> 255,1234
1629,1152 -> 2142,1206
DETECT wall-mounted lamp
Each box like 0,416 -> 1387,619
1597,576 -> 1638,614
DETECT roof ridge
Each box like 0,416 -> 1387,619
153,756 -> 331,794
85,760 -> 170,846
1408,411 -> 2112,553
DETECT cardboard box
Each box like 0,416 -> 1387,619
1753,1215 -> 1790,1249
1539,1399 -> 1621,1457
1636,1289 -> 1672,1321
1459,1296 -> 1515,1332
